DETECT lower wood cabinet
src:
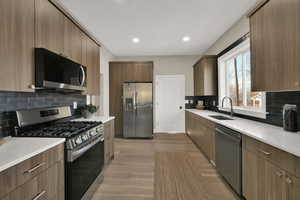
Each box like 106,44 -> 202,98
243,135 -> 300,200
0,144 -> 64,200
186,111 -> 216,164
104,119 -> 115,166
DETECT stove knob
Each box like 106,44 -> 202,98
75,137 -> 82,145
82,135 -> 88,141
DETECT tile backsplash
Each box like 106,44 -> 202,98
185,96 -> 218,110
0,91 -> 86,138
187,91 -> 300,130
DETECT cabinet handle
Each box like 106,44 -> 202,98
276,171 -> 283,178
286,177 -> 293,185
32,190 -> 46,200
258,149 -> 271,156
24,162 -> 45,174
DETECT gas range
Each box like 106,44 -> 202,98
15,121 -> 103,149
14,106 -> 105,200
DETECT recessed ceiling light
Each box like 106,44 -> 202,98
182,36 -> 191,42
132,37 -> 140,43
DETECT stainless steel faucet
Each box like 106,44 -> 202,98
221,96 -> 234,117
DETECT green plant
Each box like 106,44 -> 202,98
80,104 -> 99,114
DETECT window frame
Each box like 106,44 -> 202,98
217,37 -> 267,119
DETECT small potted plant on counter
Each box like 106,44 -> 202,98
80,104 -> 99,119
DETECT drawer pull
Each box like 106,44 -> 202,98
32,190 -> 46,200
286,177 -> 293,185
258,149 -> 271,156
276,171 -> 283,178
24,162 -> 45,174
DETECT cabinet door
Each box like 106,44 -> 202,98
193,65 -> 201,96
86,38 -> 100,95
110,120 -> 115,159
104,122 -> 111,165
81,33 -> 88,67
0,0 -> 35,92
243,148 -> 285,200
35,0 -> 64,55
250,0 -> 300,92
63,17 -> 82,64
285,173 -> 300,200
243,149 -> 267,200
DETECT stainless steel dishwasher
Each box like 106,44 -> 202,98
215,125 -> 242,196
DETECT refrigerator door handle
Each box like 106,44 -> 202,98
135,92 -> 138,115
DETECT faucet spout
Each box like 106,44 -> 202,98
221,96 -> 234,117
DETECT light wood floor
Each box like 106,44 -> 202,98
91,133 -> 238,200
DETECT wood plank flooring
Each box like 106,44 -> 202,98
91,133 -> 238,200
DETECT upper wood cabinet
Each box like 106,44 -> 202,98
250,0 -> 300,92
193,56 -> 217,96
86,37 -> 100,96
35,0 -> 64,55
0,0 -> 35,92
63,16 -> 82,64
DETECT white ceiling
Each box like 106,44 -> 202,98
58,0 -> 257,56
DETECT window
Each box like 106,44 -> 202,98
218,38 -> 267,119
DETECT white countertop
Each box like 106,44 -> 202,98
0,137 -> 65,173
186,109 -> 300,157
72,116 -> 115,124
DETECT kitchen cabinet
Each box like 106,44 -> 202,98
109,62 -> 153,137
0,0 -> 35,92
249,0 -> 300,92
0,144 -> 64,200
104,119 -> 115,166
193,56 -> 217,96
185,111 -> 216,164
243,135 -> 300,200
63,17 -> 82,64
86,37 -> 100,96
35,0 -> 64,55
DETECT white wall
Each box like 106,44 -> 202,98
99,46 -> 114,117
205,16 -> 250,55
114,55 -> 200,96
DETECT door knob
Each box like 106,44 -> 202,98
179,106 -> 183,110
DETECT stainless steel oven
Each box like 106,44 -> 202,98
215,125 -> 242,196
66,133 -> 104,200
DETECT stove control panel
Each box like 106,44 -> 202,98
66,124 -> 104,150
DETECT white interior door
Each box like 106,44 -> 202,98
155,75 -> 185,133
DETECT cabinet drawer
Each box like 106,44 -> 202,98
243,136 -> 295,174
7,160 -> 63,200
0,166 -> 17,199
16,144 -> 64,186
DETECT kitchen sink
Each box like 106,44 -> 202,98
208,115 -> 234,120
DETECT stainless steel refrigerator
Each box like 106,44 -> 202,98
123,82 -> 153,138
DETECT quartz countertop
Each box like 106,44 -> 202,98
72,116 -> 115,124
186,109 -> 300,157
0,137 -> 65,173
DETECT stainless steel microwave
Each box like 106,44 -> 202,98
35,48 -> 87,91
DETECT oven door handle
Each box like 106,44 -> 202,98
69,136 -> 104,162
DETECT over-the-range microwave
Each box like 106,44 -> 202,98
35,48 -> 87,92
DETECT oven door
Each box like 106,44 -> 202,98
66,136 -> 104,200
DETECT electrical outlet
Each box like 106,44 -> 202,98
73,101 -> 78,109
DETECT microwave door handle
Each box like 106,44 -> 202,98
80,66 -> 86,86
